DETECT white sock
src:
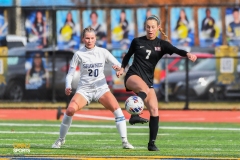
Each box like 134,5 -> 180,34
59,113 -> 72,139
113,108 -> 127,143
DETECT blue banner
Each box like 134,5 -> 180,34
171,7 -> 195,47
0,0 -> 13,6
225,8 -> 240,46
136,8 -> 160,37
0,10 -> 7,47
20,0 -> 76,6
111,9 -> 135,50
56,10 -> 80,50
25,10 -> 49,48
198,7 -> 222,47
82,10 -> 107,48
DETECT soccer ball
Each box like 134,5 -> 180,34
125,96 -> 144,115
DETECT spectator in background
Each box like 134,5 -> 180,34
89,11 -> 106,47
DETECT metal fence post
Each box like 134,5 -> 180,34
164,57 -> 169,103
51,8 -> 56,103
183,58 -> 189,110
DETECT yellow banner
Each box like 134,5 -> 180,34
0,47 -> 8,86
215,45 -> 238,85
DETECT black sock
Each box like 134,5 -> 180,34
137,91 -> 147,101
149,116 -> 159,144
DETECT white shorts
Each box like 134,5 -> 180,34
76,87 -> 110,104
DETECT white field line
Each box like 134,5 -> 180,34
74,113 -> 118,121
96,140 -> 116,141
0,123 -> 240,131
0,131 -> 169,136
0,131 -> 101,135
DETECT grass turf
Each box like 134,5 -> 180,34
0,120 -> 239,159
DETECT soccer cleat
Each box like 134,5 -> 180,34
52,138 -> 65,148
148,142 -> 159,151
122,141 -> 134,149
129,115 -> 148,125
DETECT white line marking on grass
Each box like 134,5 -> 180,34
74,113 -> 125,121
173,118 -> 206,121
96,140 -> 116,141
161,126 -> 240,131
0,131 -> 168,136
0,131 -> 101,135
160,114 -> 189,117
0,123 -> 240,131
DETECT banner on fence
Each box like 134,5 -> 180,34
215,45 -> 238,85
57,10 -> 80,50
0,47 -> 8,86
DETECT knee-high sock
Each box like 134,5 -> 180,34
114,108 -> 127,142
149,116 -> 159,143
59,113 -> 72,139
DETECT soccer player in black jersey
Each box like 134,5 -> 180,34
117,15 -> 197,151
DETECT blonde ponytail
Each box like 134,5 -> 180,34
159,27 -> 170,42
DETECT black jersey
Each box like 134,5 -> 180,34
122,36 -> 187,88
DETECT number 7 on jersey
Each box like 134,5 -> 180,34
146,49 -> 151,59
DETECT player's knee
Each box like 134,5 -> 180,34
149,107 -> 159,116
141,87 -> 150,94
66,107 -> 75,116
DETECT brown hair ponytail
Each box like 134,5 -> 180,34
159,27 -> 170,42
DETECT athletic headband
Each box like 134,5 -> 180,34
147,15 -> 160,24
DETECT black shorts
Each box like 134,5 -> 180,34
124,71 -> 153,92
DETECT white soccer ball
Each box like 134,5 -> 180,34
125,96 -> 144,115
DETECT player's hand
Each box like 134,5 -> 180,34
112,65 -> 120,71
116,68 -> 124,78
65,88 -> 72,96
187,53 -> 197,62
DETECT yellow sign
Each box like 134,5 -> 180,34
13,143 -> 31,149
13,143 -> 30,153
215,46 -> 238,85
0,47 -> 8,86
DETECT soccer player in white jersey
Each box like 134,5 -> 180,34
52,27 -> 134,149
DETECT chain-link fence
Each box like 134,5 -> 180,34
1,51 -> 239,103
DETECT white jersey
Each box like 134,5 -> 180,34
66,46 -> 121,91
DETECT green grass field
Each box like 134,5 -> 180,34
0,120 -> 240,159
